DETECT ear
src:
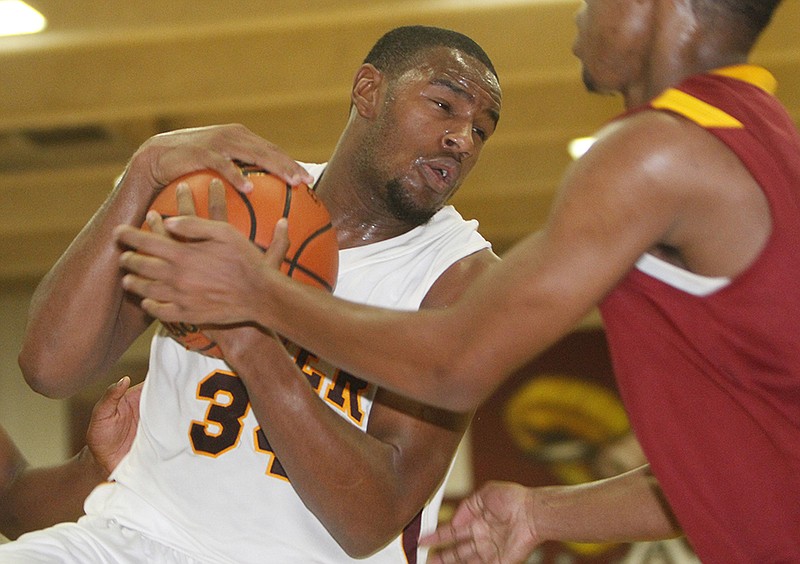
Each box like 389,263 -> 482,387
351,63 -> 385,119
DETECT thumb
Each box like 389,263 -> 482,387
92,376 -> 131,421
265,218 -> 290,269
105,375 -> 131,403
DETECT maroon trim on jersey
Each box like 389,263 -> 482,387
401,509 -> 423,564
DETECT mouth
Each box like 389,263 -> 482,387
418,159 -> 459,194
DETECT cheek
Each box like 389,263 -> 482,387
578,7 -> 652,87
610,0 -> 654,59
382,107 -> 427,147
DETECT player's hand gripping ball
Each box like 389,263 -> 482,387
144,165 -> 338,359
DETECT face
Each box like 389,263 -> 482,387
572,0 -> 654,96
356,47 -> 502,226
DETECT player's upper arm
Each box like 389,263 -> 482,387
527,110 -> 711,300
420,248 -> 500,310
440,111 -> 711,397
541,107 -> 750,286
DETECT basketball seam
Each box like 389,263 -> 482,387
284,223 -> 335,291
282,183 -> 292,218
233,190 -> 258,241
151,167 -> 336,359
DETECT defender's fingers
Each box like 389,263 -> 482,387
116,225 -> 182,259
145,210 -> 168,236
96,376 -> 132,414
208,177 -> 228,222
264,218 -> 290,268
161,215 -> 224,241
176,181 -> 196,216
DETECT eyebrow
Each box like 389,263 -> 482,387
430,77 -> 501,126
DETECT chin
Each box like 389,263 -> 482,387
582,68 -> 600,93
386,181 -> 437,226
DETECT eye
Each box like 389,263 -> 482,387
472,127 -> 487,142
433,99 -> 451,113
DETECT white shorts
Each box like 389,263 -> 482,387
0,515 -> 211,563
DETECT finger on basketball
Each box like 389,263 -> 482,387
256,159 -> 313,187
176,181 -> 196,215
145,167 -> 338,358
145,210 -> 168,236
264,218 -> 289,269
162,216 -> 221,242
201,156 -> 253,194
116,225 -> 177,259
207,178 -> 228,222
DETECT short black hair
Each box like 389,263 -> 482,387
363,25 -> 498,82
693,0 -> 782,43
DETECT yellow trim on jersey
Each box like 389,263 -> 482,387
650,65 -> 777,129
710,64 -> 777,95
651,89 -> 743,128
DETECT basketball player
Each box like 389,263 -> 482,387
0,376 -> 141,540
8,26 -> 502,562
115,0 -> 799,561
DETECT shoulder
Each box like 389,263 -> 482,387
549,107 -> 765,274
588,109 -> 724,176
564,108 -> 738,213
421,248 -> 500,309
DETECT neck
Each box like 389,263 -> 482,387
621,0 -> 751,108
622,53 -> 750,109
313,156 -> 422,250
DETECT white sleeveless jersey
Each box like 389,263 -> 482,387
85,164 -> 491,563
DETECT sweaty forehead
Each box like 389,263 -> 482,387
399,47 -> 502,109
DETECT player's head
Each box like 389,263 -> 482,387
363,25 -> 498,84
572,0 -> 782,103
691,0 -> 782,48
347,26 -> 502,226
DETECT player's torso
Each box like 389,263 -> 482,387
91,203 -> 490,563
94,334 -> 379,563
600,65 -> 800,562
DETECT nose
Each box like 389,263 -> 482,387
442,124 -> 475,161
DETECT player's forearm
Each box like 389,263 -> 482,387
533,465 -> 681,544
255,272 -> 489,411
255,231 -> 596,413
223,332 -> 451,557
0,446 -> 106,539
19,168 -> 153,397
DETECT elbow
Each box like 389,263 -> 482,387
332,523 -> 400,559
18,345 -> 77,399
338,535 -> 407,560
18,344 -> 52,397
18,365 -> 63,399
420,356 -> 494,413
339,540 -> 384,560
0,515 -> 25,542
412,313 -> 498,412
327,506 -> 420,558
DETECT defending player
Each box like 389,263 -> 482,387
9,26 -> 502,562
115,0 -> 800,561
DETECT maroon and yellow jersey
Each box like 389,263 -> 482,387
600,66 -> 800,562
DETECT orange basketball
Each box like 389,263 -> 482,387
144,165 -> 338,359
